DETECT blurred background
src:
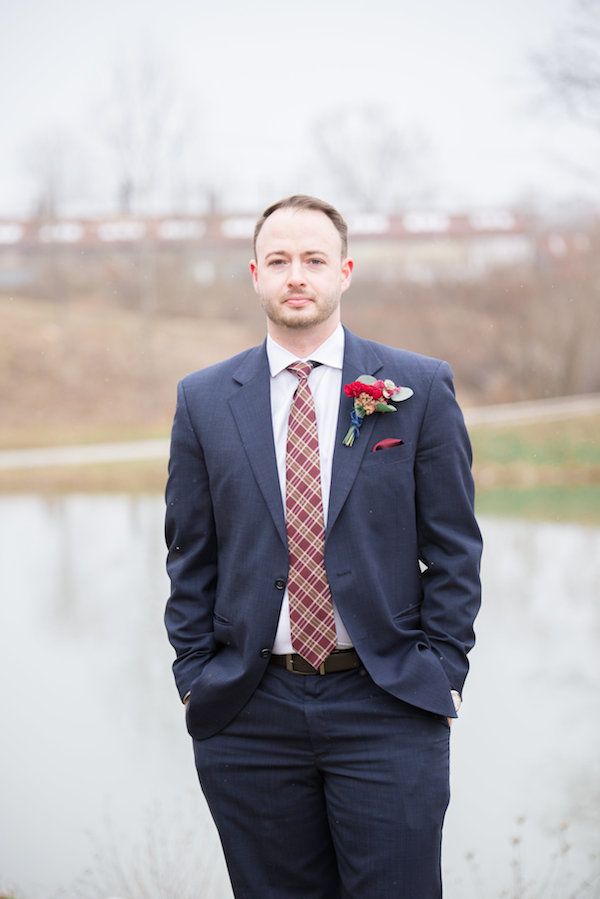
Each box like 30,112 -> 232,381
1,0 -> 599,897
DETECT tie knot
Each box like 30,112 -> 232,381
287,361 -> 313,382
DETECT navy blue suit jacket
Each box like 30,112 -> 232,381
165,328 -> 482,740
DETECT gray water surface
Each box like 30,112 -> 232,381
1,496 -> 599,898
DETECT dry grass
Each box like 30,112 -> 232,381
0,294 -> 261,443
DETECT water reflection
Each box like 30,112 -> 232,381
0,496 -> 598,898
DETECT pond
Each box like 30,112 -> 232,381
1,495 -> 598,898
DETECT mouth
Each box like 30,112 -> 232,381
284,295 -> 313,308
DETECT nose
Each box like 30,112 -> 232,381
287,259 -> 306,288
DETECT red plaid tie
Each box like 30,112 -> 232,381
285,361 -> 337,668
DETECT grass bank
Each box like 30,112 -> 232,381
471,412 -> 600,523
475,484 -> 600,524
1,412 -> 598,523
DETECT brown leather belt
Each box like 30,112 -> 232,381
269,648 -> 361,675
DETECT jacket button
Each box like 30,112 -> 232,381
259,648 -> 271,659
274,578 -> 286,590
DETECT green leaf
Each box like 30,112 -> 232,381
375,403 -> 396,413
356,374 -> 377,385
390,387 -> 414,402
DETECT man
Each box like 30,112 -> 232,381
165,195 -> 482,898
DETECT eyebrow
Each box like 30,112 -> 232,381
264,250 -> 329,259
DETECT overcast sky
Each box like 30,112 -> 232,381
2,0 -> 597,216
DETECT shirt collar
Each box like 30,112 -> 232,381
266,323 -> 345,377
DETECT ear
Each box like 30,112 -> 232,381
249,259 -> 259,293
340,256 -> 354,294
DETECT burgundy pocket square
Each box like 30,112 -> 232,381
371,438 -> 405,453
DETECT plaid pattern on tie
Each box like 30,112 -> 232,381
285,361 -> 337,668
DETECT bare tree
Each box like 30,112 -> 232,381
309,103 -> 434,211
20,126 -> 90,306
22,126 -> 87,219
94,51 -> 208,419
535,0 -> 600,131
100,51 -> 201,215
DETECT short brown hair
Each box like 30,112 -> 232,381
253,194 -> 348,258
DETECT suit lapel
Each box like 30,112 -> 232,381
326,328 -> 384,538
228,343 -> 287,548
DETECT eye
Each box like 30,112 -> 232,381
268,259 -> 286,266
308,258 -> 325,265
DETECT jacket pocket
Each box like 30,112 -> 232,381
213,612 -> 233,647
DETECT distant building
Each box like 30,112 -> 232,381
0,209 -> 591,298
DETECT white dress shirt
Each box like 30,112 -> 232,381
267,323 -> 353,653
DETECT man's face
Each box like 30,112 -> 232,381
250,208 -> 353,338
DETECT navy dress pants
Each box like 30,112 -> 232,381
193,664 -> 450,899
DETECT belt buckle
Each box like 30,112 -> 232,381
284,654 -> 327,675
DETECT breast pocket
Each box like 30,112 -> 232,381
361,443 -> 413,468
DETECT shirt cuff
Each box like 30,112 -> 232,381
450,690 -> 462,713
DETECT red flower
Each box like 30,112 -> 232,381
344,380 -> 384,400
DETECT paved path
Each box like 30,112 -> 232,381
0,438 -> 170,471
1,393 -> 599,471
463,392 -> 600,426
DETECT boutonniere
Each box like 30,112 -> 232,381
342,376 -> 413,446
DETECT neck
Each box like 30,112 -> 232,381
267,319 -> 340,358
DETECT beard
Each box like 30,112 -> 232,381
259,291 -> 341,330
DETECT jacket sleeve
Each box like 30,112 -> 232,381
164,380 -> 217,701
414,361 -> 482,695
